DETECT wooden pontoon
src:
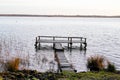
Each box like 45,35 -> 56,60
35,36 -> 87,51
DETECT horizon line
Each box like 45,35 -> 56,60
0,14 -> 120,18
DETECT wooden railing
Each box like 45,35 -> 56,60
35,36 -> 87,50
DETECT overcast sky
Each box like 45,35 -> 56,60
0,0 -> 120,15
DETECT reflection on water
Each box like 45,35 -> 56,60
33,45 -> 87,72
31,49 -> 58,72
64,49 -> 87,72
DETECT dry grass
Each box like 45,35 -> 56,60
0,35 -> 30,72
5,58 -> 20,71
87,55 -> 105,71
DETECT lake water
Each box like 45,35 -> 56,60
0,17 -> 120,72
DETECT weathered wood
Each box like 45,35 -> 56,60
80,38 -> 82,50
68,37 -> 70,49
85,38 -> 86,42
70,38 -> 72,50
39,36 -> 83,38
38,39 -> 85,43
35,36 -> 87,50
53,37 -> 55,49
35,37 -> 38,48
55,51 -> 74,72
38,36 -> 41,49
54,43 -> 64,51
60,63 -> 71,68
84,38 -> 87,50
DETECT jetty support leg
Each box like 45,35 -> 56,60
53,37 -> 55,49
68,37 -> 70,49
84,38 -> 87,50
80,38 -> 82,50
38,36 -> 41,49
35,37 -> 38,49
70,38 -> 72,50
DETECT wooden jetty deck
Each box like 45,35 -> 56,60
35,36 -> 87,50
54,43 -> 64,51
54,51 -> 74,72
35,36 -> 87,72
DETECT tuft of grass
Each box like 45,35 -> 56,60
87,55 -> 105,71
5,58 -> 20,71
106,62 -> 116,72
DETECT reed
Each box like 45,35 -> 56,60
5,58 -> 20,71
87,55 -> 105,71
0,35 -> 30,72
106,62 -> 116,72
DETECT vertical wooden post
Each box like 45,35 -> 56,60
80,37 -> 82,50
38,36 -> 41,49
53,37 -> 55,49
85,38 -> 86,43
68,37 -> 70,49
35,37 -> 38,49
70,37 -> 72,50
84,38 -> 87,50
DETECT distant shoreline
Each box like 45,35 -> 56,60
0,14 -> 120,18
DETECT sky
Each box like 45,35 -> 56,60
0,0 -> 120,15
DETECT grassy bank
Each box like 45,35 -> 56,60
0,53 -> 119,80
60,71 -> 120,80
1,70 -> 120,80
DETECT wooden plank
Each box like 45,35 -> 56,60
59,60 -> 68,63
55,52 -> 74,72
35,36 -> 87,50
54,43 -> 64,51
61,63 -> 71,68
61,68 -> 74,71
38,39 -> 85,43
39,36 -> 83,39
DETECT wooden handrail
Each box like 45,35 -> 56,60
35,36 -> 87,50
38,36 -> 83,39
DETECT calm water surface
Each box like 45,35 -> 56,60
0,17 -> 120,72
